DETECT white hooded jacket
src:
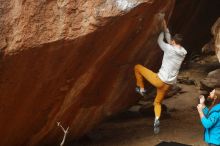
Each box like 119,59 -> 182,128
157,30 -> 187,84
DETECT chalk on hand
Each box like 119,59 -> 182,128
158,12 -> 165,19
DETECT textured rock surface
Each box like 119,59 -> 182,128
202,18 -> 220,62
200,69 -> 220,95
0,0 -> 175,145
212,18 -> 220,62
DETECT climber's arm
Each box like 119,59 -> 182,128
158,32 -> 171,52
163,19 -> 171,44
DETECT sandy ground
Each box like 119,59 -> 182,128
73,84 -> 205,146
71,55 -> 220,146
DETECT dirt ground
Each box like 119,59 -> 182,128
72,55 -> 219,146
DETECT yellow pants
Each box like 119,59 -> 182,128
134,64 -> 170,118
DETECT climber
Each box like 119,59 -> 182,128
134,13 -> 187,134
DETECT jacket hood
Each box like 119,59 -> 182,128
174,46 -> 187,57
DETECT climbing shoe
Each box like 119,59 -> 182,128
135,86 -> 146,97
154,119 -> 160,134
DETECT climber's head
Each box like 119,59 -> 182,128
171,34 -> 183,45
208,88 -> 220,110
208,88 -> 220,100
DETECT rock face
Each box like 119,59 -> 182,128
202,18 -> 220,62
212,18 -> 220,62
200,69 -> 220,96
0,0 -> 175,145
199,17 -> 220,96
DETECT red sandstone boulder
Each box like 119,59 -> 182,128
0,0 -> 175,145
